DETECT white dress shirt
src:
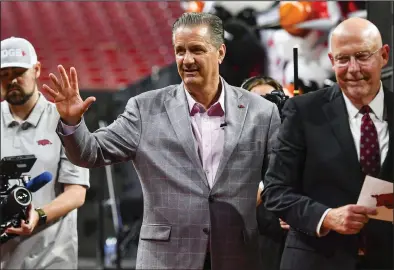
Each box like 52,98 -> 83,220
317,82 -> 389,236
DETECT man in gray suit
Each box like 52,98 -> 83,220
43,12 -> 280,270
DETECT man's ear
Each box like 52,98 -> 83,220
380,44 -> 390,68
328,53 -> 335,71
218,44 -> 226,64
34,61 -> 41,79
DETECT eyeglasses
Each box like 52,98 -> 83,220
333,48 -> 381,67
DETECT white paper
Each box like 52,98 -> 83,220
357,175 -> 393,222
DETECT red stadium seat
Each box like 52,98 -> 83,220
1,2 -> 184,91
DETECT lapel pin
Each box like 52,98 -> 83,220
238,104 -> 245,108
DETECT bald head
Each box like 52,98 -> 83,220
327,17 -> 390,108
330,17 -> 382,53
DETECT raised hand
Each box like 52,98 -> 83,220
322,204 -> 377,235
43,65 -> 96,125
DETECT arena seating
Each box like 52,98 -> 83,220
1,1 -> 183,90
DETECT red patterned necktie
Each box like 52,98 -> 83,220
359,105 -> 381,177
358,105 -> 381,256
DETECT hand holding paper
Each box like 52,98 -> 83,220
322,205 -> 376,235
357,176 -> 393,222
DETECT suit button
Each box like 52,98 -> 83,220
203,228 -> 210,234
208,195 -> 214,203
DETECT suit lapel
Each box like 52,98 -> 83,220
322,85 -> 364,188
213,82 -> 249,186
164,84 -> 209,188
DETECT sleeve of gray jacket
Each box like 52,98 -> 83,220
256,103 -> 282,236
262,104 -> 281,178
56,98 -> 141,168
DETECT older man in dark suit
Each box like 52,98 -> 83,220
263,17 -> 393,270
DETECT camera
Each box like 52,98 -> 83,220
240,75 -> 289,121
0,155 -> 36,244
262,90 -> 289,122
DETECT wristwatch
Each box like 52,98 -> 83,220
35,208 -> 47,226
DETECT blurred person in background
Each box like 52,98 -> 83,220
262,17 -> 393,270
0,37 -> 90,269
242,75 -> 289,270
242,75 -> 292,97
43,12 -> 280,270
242,75 -> 291,121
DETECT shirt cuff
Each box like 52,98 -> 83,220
316,208 -> 331,237
259,181 -> 264,190
61,121 -> 80,135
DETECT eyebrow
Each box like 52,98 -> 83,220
175,43 -> 207,50
335,50 -> 372,57
189,44 -> 206,49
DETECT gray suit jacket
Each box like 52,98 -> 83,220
57,79 -> 280,270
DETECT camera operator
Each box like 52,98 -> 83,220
242,75 -> 293,97
241,75 -> 289,270
0,37 -> 90,269
242,75 -> 291,121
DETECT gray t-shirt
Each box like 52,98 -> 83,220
0,94 -> 90,269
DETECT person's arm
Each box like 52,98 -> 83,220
262,98 -> 329,236
57,97 -> 142,168
44,147 -> 90,223
262,98 -> 377,236
257,105 -> 291,231
60,120 -> 82,135
258,182 -> 291,230
44,65 -> 141,168
6,154 -> 90,236
6,184 -> 86,236
41,184 -> 86,223
256,104 -> 289,237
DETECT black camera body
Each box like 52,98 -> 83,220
262,90 -> 289,122
0,155 -> 36,244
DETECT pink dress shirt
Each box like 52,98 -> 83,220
184,82 -> 226,189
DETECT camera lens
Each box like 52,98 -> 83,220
12,187 -> 32,206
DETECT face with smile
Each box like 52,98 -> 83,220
173,24 -> 225,91
328,18 -> 389,105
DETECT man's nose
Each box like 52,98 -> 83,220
11,76 -> 18,84
347,56 -> 361,73
183,51 -> 195,65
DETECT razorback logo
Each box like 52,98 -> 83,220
1,48 -> 25,58
371,193 -> 394,209
37,139 -> 52,146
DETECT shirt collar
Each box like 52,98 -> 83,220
342,81 -> 384,120
1,93 -> 47,128
183,77 -> 226,113
184,77 -> 225,114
